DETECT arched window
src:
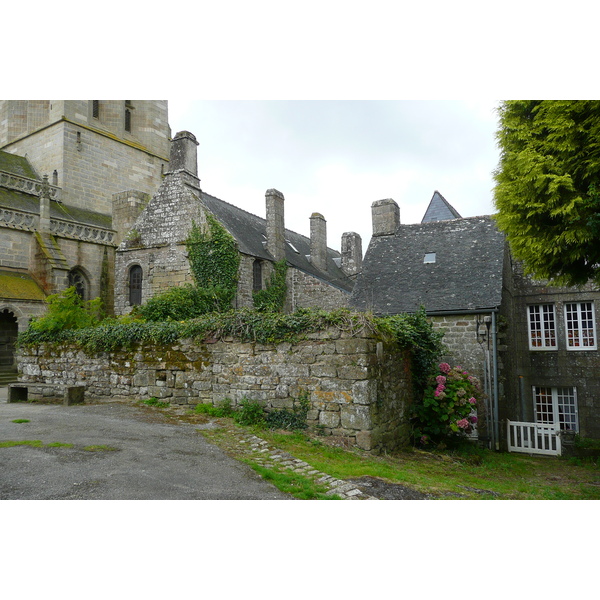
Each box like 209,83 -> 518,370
68,268 -> 88,300
129,265 -> 143,306
253,260 -> 263,292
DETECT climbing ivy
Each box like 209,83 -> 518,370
253,260 -> 288,312
186,214 -> 240,296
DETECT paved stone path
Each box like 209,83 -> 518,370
219,429 -> 378,500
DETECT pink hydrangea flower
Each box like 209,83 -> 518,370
470,415 -> 478,424
436,375 -> 447,385
468,397 -> 477,404
456,418 -> 470,429
439,363 -> 451,374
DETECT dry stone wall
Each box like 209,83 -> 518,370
17,328 -> 413,453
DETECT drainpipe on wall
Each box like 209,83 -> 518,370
492,311 -> 500,450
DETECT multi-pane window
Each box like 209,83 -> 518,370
129,265 -> 142,306
528,304 -> 557,350
534,386 -> 579,432
565,302 -> 596,350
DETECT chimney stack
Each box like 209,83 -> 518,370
265,189 -> 286,263
341,232 -> 363,276
168,130 -> 200,189
310,212 -> 328,271
372,198 -> 400,236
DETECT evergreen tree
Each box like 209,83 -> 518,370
493,100 -> 600,286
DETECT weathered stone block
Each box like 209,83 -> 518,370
319,411 -> 341,428
341,405 -> 372,430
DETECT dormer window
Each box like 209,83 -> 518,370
424,252 -> 436,264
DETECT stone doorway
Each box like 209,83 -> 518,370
0,309 -> 19,372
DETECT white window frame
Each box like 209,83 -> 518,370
564,301 -> 597,350
527,304 -> 557,350
533,386 -> 579,433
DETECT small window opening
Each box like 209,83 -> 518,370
253,260 -> 263,292
92,100 -> 99,119
125,108 -> 132,132
424,252 -> 436,264
129,265 -> 143,306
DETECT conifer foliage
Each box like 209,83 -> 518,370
493,100 -> 600,286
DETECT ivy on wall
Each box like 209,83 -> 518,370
186,214 -> 240,295
135,213 -> 241,320
253,260 -> 288,312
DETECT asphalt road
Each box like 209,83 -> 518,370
0,388 -> 291,500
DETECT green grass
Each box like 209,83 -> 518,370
11,419 -> 30,423
246,462 -> 341,500
0,440 -> 73,449
139,398 -> 170,408
82,445 -> 118,452
200,424 -> 600,500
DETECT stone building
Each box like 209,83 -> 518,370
115,131 -> 361,315
350,191 -> 600,445
0,100 -> 170,378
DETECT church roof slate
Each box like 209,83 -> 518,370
349,215 -> 505,315
201,192 -> 354,293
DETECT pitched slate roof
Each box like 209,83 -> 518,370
0,149 -> 39,179
349,216 -> 505,315
201,192 -> 354,293
421,191 -> 462,223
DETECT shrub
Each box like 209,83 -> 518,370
265,391 -> 311,431
28,286 -> 102,334
233,398 -> 266,427
134,284 -> 232,321
412,363 -> 483,447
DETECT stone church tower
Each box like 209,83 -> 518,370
0,100 -> 170,378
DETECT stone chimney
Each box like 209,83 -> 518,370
265,189 -> 286,262
341,231 -> 363,276
310,212 -> 328,271
372,199 -> 400,236
168,130 -> 200,189
39,175 -> 51,233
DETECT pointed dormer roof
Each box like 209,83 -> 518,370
421,190 -> 462,223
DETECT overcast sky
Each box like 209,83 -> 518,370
167,100 -> 500,252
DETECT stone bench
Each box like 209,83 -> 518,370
7,383 -> 86,405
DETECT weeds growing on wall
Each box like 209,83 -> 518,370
253,260 -> 288,312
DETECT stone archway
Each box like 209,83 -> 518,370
0,308 -> 19,372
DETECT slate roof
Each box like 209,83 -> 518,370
349,216 -> 505,315
421,191 -> 462,223
0,149 -> 39,179
201,192 -> 354,293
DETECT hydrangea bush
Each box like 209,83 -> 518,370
412,362 -> 483,447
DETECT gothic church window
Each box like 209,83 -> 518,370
129,265 -> 143,306
68,268 -> 88,300
92,100 -> 99,119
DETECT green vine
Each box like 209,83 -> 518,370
186,214 -> 240,295
253,260 -> 288,312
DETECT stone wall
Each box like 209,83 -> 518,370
17,328 -> 413,453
